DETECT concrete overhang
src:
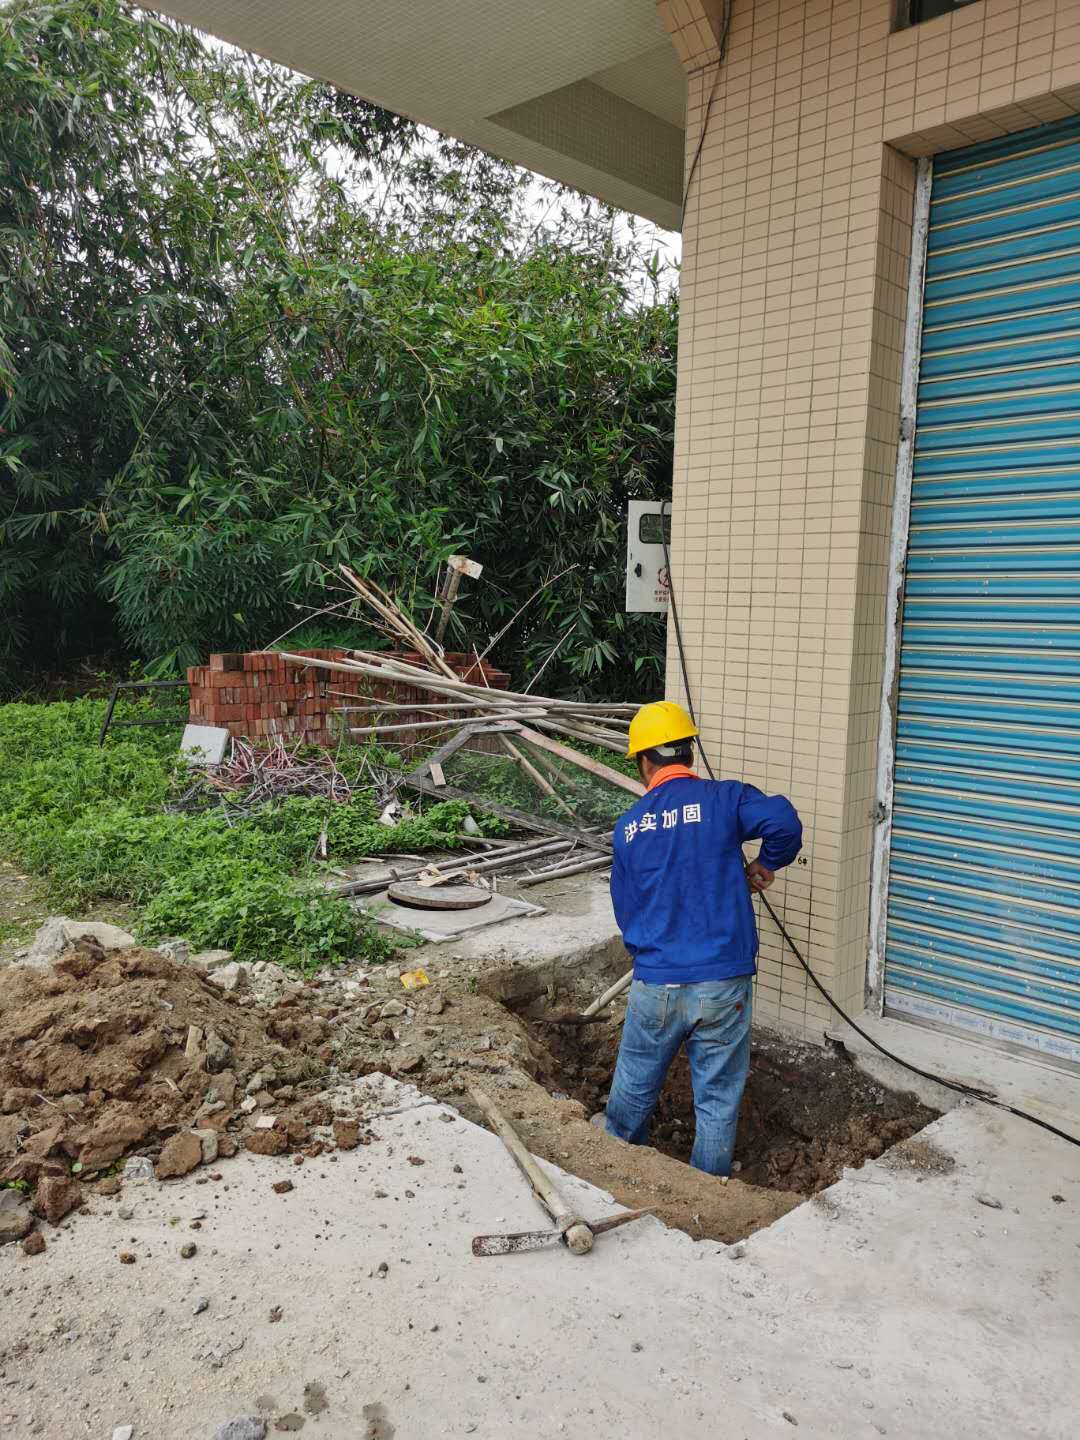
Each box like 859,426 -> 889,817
152,1 -> 688,230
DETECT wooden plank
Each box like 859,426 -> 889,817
529,717 -> 628,756
515,726 -> 645,798
429,762 -> 446,788
346,710 -> 547,737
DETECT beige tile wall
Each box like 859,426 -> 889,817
657,0 -> 1080,1037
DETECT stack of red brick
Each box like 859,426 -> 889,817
186,649 -> 510,749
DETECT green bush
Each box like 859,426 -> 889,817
0,700 -> 474,969
1,0 -> 673,697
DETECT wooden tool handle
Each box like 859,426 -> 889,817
581,968 -> 633,1017
469,1085 -> 594,1255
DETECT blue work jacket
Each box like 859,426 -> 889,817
610,774 -> 803,984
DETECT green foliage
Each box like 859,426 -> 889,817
0,699 -> 475,968
0,0 -> 675,697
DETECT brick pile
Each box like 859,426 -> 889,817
186,649 -> 510,748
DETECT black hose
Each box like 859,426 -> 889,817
657,500 -> 1080,1147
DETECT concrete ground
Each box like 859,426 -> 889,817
3,1060 -> 1077,1440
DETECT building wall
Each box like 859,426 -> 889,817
657,0 -> 1080,1037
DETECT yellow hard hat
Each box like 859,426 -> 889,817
626,700 -> 699,758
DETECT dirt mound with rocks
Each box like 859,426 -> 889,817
0,938 -> 349,1240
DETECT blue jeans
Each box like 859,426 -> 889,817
605,976 -> 752,1176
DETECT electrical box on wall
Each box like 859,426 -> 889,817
625,500 -> 671,614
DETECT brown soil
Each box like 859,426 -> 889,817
513,991 -> 939,1196
0,939 -> 341,1202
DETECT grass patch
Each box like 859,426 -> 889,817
0,700 -> 484,971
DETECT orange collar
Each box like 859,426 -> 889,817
647,764 -> 699,792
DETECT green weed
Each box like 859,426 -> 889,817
0,700 -> 476,970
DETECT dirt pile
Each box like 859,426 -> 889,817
0,938 -> 349,1237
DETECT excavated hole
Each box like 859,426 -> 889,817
507,980 -> 940,1196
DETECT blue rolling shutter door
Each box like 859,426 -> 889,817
884,114 -> 1080,1066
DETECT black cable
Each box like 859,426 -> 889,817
680,3 -> 731,220
657,500 -> 1080,1147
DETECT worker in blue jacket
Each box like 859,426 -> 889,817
605,700 -> 803,1176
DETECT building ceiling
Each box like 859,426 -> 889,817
151,1 -> 687,229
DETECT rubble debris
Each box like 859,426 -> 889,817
976,1193 -> 1004,1210
21,1231 -> 46,1256
32,1174 -> 82,1225
181,1243 -> 197,1258
190,950 -> 235,971
24,917 -> 136,967
209,962 -> 250,993
204,1029 -> 232,1072
156,1131 -> 204,1180
278,603 -> 645,892
194,1296 -> 210,1315
119,1251 -> 136,1264
332,1121 -> 360,1151
156,937 -> 191,965
214,1418 -> 267,1440
195,1128 -> 220,1164
245,1129 -> 288,1157
112,1426 -> 135,1440
0,1188 -> 34,1245
0,937 -> 340,1184
272,1180 -> 294,1194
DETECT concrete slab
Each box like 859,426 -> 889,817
180,725 -> 230,766
4,1074 -> 1077,1439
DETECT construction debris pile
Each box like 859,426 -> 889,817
0,936 -> 386,1247
272,566 -> 646,900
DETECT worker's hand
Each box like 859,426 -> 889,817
746,860 -> 775,893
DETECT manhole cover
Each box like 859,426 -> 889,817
387,881 -> 493,911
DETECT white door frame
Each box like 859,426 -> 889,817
866,156 -> 933,1012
